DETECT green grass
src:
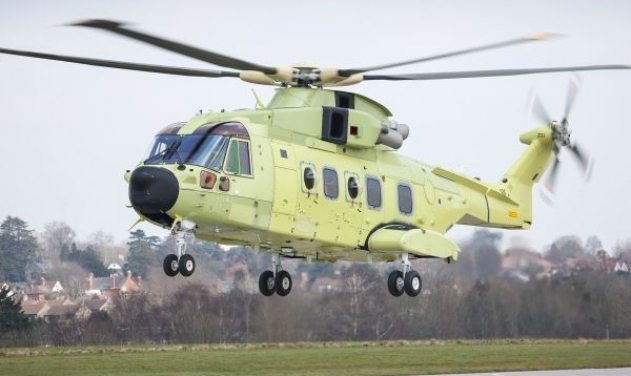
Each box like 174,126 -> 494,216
1,340 -> 631,376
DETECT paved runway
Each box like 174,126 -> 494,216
424,368 -> 631,376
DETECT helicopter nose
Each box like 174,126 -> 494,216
129,166 -> 179,216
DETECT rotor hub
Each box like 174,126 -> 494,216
550,119 -> 571,147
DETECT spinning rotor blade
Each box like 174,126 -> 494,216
531,94 -> 552,125
71,19 -> 278,74
563,77 -> 581,121
535,78 -> 592,205
0,47 -> 239,78
544,156 -> 561,195
338,33 -> 557,77
363,64 -> 631,82
568,143 -> 592,178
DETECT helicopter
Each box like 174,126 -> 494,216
1,20 -> 629,298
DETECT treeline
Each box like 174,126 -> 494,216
2,215 -> 631,347
3,264 -> 631,347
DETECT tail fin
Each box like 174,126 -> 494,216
493,126 -> 555,227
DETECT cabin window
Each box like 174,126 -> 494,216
366,177 -> 382,209
304,167 -> 316,191
323,168 -> 339,199
398,184 -> 413,215
224,139 -> 251,175
347,177 -> 359,200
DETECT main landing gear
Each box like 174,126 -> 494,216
387,253 -> 422,297
258,254 -> 292,297
163,231 -> 196,277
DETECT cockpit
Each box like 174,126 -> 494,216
143,122 -> 252,176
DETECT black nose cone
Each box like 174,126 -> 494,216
129,166 -> 179,217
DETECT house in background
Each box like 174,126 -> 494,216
84,298 -> 114,314
85,271 -> 140,298
107,263 -> 123,276
24,262 -> 51,285
23,278 -> 64,302
614,261 -> 630,274
21,300 -> 49,318
44,301 -> 92,322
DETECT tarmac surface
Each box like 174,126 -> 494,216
423,369 -> 631,376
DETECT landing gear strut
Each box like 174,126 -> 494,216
258,254 -> 292,297
387,253 -> 422,297
162,229 -> 196,277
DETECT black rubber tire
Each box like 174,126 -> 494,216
163,254 -> 179,277
274,270 -> 292,296
404,270 -> 422,297
258,270 -> 275,296
387,270 -> 405,297
179,254 -> 196,277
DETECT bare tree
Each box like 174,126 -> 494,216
545,235 -> 586,264
42,221 -> 76,256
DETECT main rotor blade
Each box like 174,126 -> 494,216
338,33 -> 557,77
71,19 -> 277,74
0,47 -> 239,78
363,64 -> 631,81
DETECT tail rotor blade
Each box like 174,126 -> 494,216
569,143 -> 593,180
531,94 -> 551,125
563,76 -> 581,121
540,156 -> 561,205
545,156 -> 561,194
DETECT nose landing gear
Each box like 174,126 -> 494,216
162,228 -> 196,277
258,254 -> 292,297
387,253 -> 422,297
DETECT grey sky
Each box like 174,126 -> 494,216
0,0 -> 630,252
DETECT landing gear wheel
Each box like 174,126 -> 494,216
179,254 -> 196,277
404,270 -> 422,297
163,254 -> 179,277
387,270 -> 405,297
258,270 -> 275,296
274,270 -> 292,296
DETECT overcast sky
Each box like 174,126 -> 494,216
1,0 -> 630,253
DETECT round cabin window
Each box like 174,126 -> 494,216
304,168 -> 315,190
348,177 -> 359,199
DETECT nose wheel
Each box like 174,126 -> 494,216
387,253 -> 422,297
258,254 -> 292,297
162,231 -> 196,277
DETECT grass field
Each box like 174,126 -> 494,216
1,340 -> 630,376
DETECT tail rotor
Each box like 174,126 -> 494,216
532,77 -> 593,203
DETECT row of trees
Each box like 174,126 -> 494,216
2,265 -> 630,347
2,215 -> 631,347
2,215 -> 628,287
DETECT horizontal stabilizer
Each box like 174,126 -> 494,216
367,226 -> 461,261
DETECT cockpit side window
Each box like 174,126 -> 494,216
224,139 -> 252,176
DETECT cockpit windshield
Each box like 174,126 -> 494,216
143,122 -> 249,173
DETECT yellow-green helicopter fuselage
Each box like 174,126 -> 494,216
126,87 -> 555,266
